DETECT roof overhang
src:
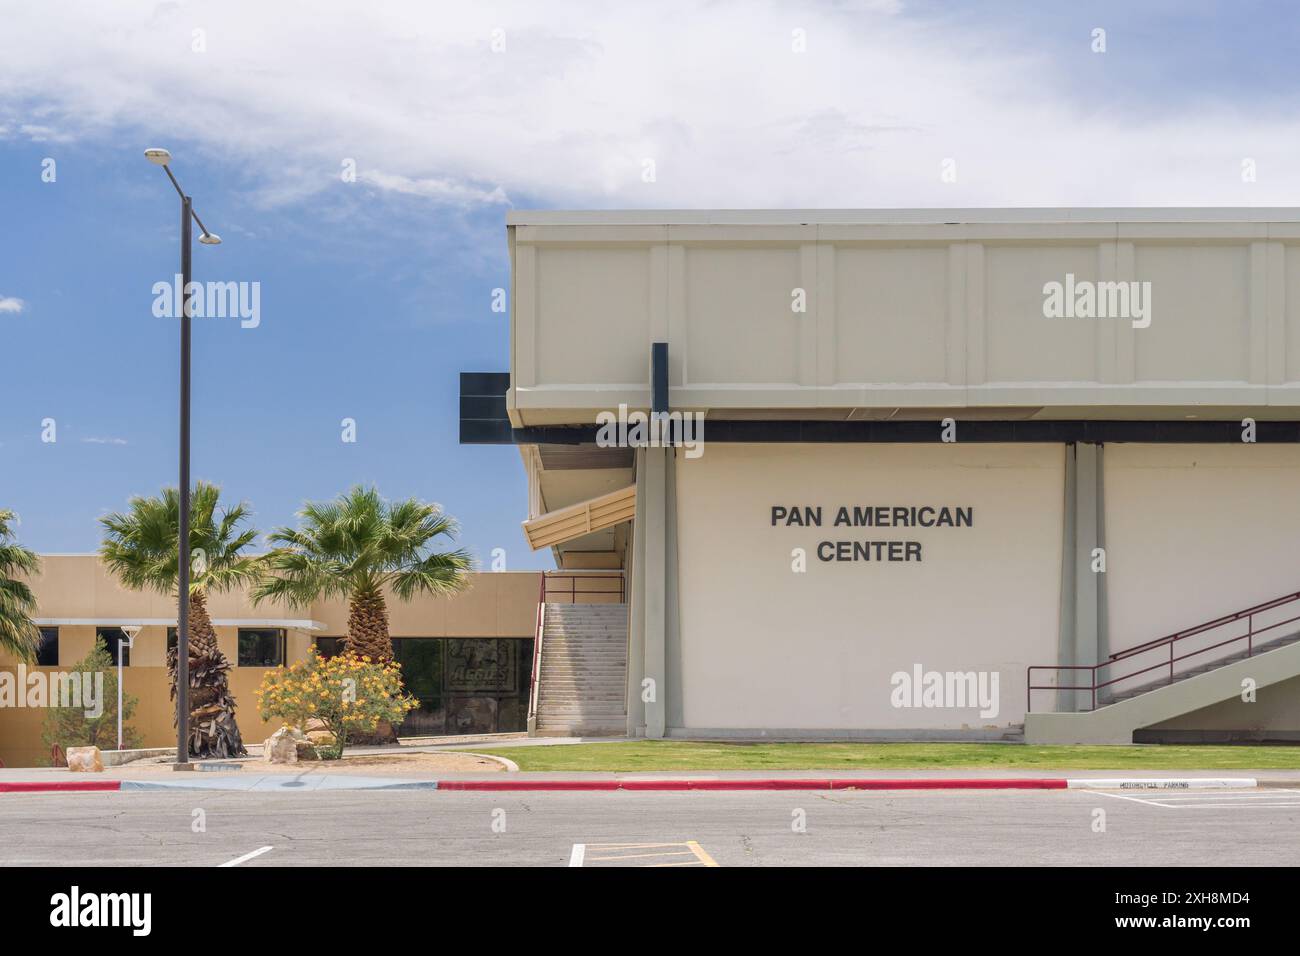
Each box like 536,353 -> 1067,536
33,618 -> 327,631
507,207 -> 1300,226
522,484 -> 635,551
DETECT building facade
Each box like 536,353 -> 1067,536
462,208 -> 1300,744
0,556 -> 540,766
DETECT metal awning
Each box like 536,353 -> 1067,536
33,618 -> 327,631
522,484 -> 636,551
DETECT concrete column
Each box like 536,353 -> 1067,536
1058,442 -> 1108,712
642,446 -> 668,739
626,449 -> 647,736
1056,444 -> 1077,713
664,450 -> 683,730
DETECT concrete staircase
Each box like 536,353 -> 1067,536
1026,631 -> 1300,744
533,603 -> 628,737
1105,630 -> 1300,705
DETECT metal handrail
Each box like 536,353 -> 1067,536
527,570 -> 627,723
527,574 -> 546,725
1028,589 -> 1300,713
541,569 -> 626,604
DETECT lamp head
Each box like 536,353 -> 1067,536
198,232 -> 222,245
144,148 -> 172,166
120,624 -> 142,644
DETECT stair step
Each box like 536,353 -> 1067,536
1100,632 -> 1300,704
533,604 -> 632,736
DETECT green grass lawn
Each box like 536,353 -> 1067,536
466,741 -> 1300,773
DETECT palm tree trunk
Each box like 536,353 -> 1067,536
168,590 -> 247,758
343,584 -> 393,661
343,584 -> 401,744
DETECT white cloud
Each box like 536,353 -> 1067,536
0,2 -> 1297,209
0,296 -> 25,313
358,169 -> 509,207
81,437 -> 128,446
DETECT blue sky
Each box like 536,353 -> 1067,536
0,140 -> 534,564
2,1 -> 1299,567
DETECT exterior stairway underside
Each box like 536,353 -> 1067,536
533,603 -> 628,737
1025,629 -> 1300,744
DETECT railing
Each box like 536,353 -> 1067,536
527,570 -> 626,726
527,573 -> 546,726
1028,589 -> 1300,713
542,569 -> 626,604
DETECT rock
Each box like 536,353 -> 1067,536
263,726 -> 306,764
295,740 -> 319,761
66,746 -> 104,773
303,718 -> 333,744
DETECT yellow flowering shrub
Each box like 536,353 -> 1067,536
256,649 -> 417,757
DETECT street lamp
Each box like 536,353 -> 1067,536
116,625 -> 141,750
144,147 -> 221,768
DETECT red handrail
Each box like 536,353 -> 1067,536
527,573 -> 546,725
541,570 -> 626,604
1028,589 -> 1300,713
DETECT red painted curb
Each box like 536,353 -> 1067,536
0,781 -> 123,793
436,778 -> 1068,792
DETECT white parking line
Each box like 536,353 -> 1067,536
569,843 -> 586,867
1092,788 -> 1300,809
1157,790 -> 1300,803
219,845 -> 274,867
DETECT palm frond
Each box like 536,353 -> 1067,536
0,510 -> 41,661
254,485 -> 472,608
98,482 -> 260,597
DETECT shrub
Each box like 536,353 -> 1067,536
40,638 -> 141,762
256,649 -> 416,758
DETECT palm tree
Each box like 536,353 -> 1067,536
253,486 -> 472,741
255,485 -> 472,660
0,509 -> 41,662
99,482 -> 258,758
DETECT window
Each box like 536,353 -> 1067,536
238,628 -> 285,667
306,637 -> 535,735
96,627 -> 131,666
35,627 -> 58,666
315,637 -> 344,660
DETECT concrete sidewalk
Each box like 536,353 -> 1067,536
3,765 -> 1298,792
6,764 -> 1300,782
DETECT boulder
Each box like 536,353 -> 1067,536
262,726 -> 321,764
303,718 -> 334,744
295,740 -> 320,761
66,746 -> 104,773
263,726 -> 306,764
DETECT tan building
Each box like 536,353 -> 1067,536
0,556 -> 543,767
461,208 -> 1300,745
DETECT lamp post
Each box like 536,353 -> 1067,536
116,625 -> 141,750
144,148 -> 221,768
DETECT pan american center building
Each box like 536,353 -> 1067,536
461,209 -> 1300,746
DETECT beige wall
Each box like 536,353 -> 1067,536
509,211 -> 1300,425
1103,445 -> 1300,693
673,443 -> 1064,731
0,557 -> 540,767
1145,674 -> 1300,736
